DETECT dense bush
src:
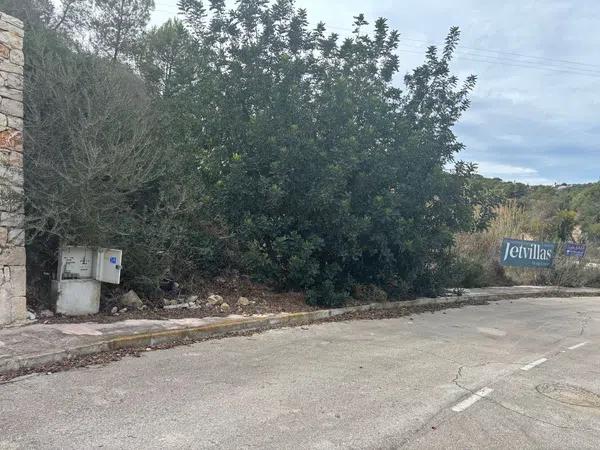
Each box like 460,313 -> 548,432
167,2 -> 477,305
7,0 -> 482,306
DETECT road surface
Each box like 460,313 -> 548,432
1,296 -> 599,449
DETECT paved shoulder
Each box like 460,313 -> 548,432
1,296 -> 599,449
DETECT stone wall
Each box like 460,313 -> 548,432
0,12 -> 25,326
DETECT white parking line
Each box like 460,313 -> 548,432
520,358 -> 548,371
451,387 -> 494,412
568,342 -> 588,350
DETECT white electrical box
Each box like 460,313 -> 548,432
58,246 -> 95,280
54,246 -> 123,316
57,246 -> 123,284
94,248 -> 122,284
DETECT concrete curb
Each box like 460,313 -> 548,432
1,287 -> 599,375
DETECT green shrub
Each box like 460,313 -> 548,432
173,4 -> 478,305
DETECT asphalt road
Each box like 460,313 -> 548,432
1,296 -> 599,449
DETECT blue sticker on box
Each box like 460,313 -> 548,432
110,256 -> 117,264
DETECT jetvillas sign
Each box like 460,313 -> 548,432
500,239 -> 556,268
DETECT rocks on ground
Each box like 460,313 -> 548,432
119,290 -> 143,310
40,309 -> 54,318
207,294 -> 223,306
237,297 -> 252,306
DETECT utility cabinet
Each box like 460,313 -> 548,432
52,246 -> 123,316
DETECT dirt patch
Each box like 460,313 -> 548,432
0,297 -> 487,384
40,278 -> 317,325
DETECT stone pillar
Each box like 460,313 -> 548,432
0,12 -> 25,326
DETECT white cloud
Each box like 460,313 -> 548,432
149,0 -> 600,183
475,161 -> 554,185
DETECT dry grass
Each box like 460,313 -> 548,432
455,201 -> 600,288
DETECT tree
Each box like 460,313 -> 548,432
0,0 -> 91,36
174,1 -> 477,304
136,18 -> 194,96
90,0 -> 155,62
554,210 -> 577,242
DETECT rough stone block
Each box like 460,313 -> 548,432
7,228 -> 24,245
0,166 -> 23,187
0,98 -> 22,118
0,59 -> 22,76
0,292 -> 27,324
8,150 -> 22,167
8,265 -> 25,296
9,49 -> 23,66
0,17 -> 24,37
0,14 -> 24,30
0,129 -> 21,149
4,72 -> 22,90
11,295 -> 26,321
0,30 -> 22,50
0,290 -> 11,325
0,43 -> 9,59
0,226 -> 6,244
6,114 -> 21,129
0,211 -> 23,227
0,85 -> 22,101
1,265 -> 9,283
0,246 -> 25,265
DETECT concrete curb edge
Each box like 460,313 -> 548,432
1,287 -> 598,375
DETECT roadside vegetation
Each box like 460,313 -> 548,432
1,0 -> 598,313
454,178 -> 600,288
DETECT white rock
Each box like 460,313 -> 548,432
26,310 -> 36,320
164,303 -> 190,310
187,295 -> 199,303
207,294 -> 223,306
40,309 -> 54,318
237,297 -> 251,306
119,290 -> 143,310
220,302 -> 231,313
111,306 -> 118,315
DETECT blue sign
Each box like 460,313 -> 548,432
500,238 -> 556,268
565,243 -> 586,258
109,256 -> 118,264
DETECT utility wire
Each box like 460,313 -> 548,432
397,43 -> 600,76
327,25 -> 600,75
396,48 -> 600,78
400,36 -> 600,70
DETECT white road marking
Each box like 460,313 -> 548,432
451,387 -> 494,412
568,342 -> 589,350
520,358 -> 548,371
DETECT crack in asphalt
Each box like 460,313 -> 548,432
578,312 -> 591,336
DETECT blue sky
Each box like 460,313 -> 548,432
150,0 -> 600,185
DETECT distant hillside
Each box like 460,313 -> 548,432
470,175 -> 600,243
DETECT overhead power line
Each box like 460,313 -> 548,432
400,37 -> 600,70
396,48 -> 600,78
326,25 -> 600,78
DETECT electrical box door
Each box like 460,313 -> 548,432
94,248 -> 123,284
